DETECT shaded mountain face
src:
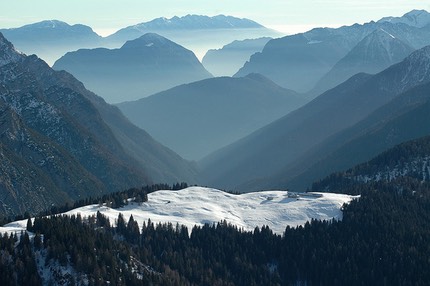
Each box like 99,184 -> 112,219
0,20 -> 102,65
311,28 -> 415,96
202,37 -> 271,76
234,17 -> 430,93
117,74 -> 305,160
53,33 -> 212,103
199,45 -> 430,191
105,15 -> 282,60
311,135 -> 430,193
0,33 -> 197,216
265,81 -> 430,191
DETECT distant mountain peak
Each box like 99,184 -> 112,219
12,19 -> 71,30
378,9 -> 430,28
128,14 -> 263,31
120,33 -> 174,49
0,33 -> 24,67
358,28 -> 413,62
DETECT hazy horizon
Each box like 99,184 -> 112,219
1,1 -> 429,37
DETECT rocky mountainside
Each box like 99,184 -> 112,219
200,45 -> 430,191
0,20 -> 102,65
0,33 -> 196,216
202,37 -> 271,76
53,33 -> 212,103
118,73 -> 304,160
234,12 -> 430,93
311,28 -> 415,96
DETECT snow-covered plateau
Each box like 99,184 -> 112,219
0,187 -> 358,235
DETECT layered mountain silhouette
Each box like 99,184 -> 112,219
200,45 -> 430,191
234,10 -> 430,93
118,73 -> 304,160
268,80 -> 430,191
311,28 -> 415,96
202,37 -> 271,76
0,20 -> 102,65
0,33 -> 196,216
106,15 -> 282,60
53,33 -> 212,103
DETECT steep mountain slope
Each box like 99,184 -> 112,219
0,33 -> 197,216
53,33 -> 212,103
268,81 -> 430,191
0,102 -> 104,216
0,20 -> 102,65
118,74 -> 304,160
311,135 -> 430,193
202,37 -> 271,76
234,13 -> 430,93
311,28 -> 414,96
200,45 -> 430,191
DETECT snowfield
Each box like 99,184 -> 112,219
0,187 -> 358,235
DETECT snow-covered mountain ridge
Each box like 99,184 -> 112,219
1,187 -> 358,236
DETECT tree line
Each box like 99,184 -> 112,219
0,177 -> 429,285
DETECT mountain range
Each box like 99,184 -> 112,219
53,33 -> 212,103
105,15 -> 282,60
235,10 -> 430,94
200,44 -> 430,191
0,32 -> 196,216
0,15 -> 281,66
107,14 -> 264,41
117,73 -> 304,160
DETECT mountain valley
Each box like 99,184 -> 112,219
1,7 -> 430,285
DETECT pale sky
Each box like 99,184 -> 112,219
1,1 -> 429,36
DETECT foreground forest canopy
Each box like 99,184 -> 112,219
0,177 -> 429,285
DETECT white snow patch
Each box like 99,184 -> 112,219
145,43 -> 154,47
1,187 -> 358,236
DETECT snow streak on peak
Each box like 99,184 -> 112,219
379,28 -> 395,39
0,187 -> 358,236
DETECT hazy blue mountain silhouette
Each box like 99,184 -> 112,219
0,20 -> 102,65
202,37 -> 271,76
235,11 -> 430,93
200,45 -> 430,191
53,33 -> 212,103
118,73 -> 304,160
